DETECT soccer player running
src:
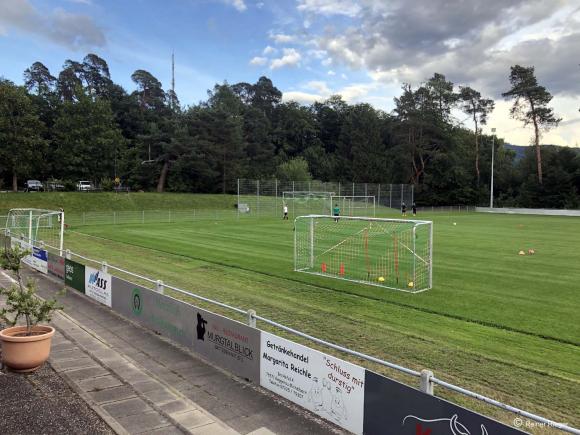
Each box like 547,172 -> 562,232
333,204 -> 340,222
401,202 -> 407,217
283,203 -> 288,220
412,202 -> 417,216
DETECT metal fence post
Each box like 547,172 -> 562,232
156,280 -> 164,294
113,211 -> 117,225
82,212 -> 86,225
142,210 -> 145,224
102,261 -> 108,273
420,369 -> 434,395
247,309 -> 256,328
65,249 -> 71,260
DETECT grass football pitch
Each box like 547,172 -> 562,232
64,211 -> 579,429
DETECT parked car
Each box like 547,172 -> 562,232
76,181 -> 95,191
25,180 -> 44,192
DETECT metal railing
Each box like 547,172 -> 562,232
5,231 -> 579,434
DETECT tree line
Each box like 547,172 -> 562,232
0,53 -> 578,208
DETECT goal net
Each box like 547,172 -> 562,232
4,208 -> 65,254
294,215 -> 432,292
282,191 -> 335,216
330,196 -> 375,217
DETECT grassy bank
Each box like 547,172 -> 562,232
0,192 -> 237,214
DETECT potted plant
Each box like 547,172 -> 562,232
0,245 -> 62,372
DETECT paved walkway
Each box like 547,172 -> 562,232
1,268 -> 342,435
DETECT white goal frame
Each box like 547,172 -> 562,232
282,191 -> 336,215
329,195 -> 376,217
4,208 -> 65,255
294,215 -> 433,293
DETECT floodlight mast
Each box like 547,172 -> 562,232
490,127 -> 496,208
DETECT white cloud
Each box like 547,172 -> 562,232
282,80 -> 387,106
0,0 -> 105,49
307,49 -> 327,59
249,56 -> 268,66
223,0 -> 247,12
341,73 -> 348,79
297,0 -> 361,17
490,98 -> 580,146
305,80 -> 331,94
263,45 -> 276,55
283,91 -> 325,104
327,70 -> 336,75
270,48 -> 302,69
322,57 -> 332,66
269,32 -> 296,44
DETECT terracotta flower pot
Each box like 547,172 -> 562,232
0,325 -> 55,372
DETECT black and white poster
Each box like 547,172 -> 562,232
260,332 -> 365,434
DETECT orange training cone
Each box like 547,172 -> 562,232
321,263 -> 327,273
339,263 -> 345,276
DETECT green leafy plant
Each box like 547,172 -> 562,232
0,246 -> 63,335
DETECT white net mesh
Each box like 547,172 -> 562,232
282,191 -> 334,217
294,215 -> 432,292
5,208 -> 64,252
330,196 -> 376,217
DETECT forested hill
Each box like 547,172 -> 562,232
1,54 -> 579,209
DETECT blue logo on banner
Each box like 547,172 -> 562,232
89,271 -> 108,290
33,248 -> 48,261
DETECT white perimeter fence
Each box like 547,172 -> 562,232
3,230 -> 577,435
0,206 -> 476,230
237,179 -> 414,218
476,207 -> 580,217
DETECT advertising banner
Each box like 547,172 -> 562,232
65,259 -> 85,293
363,370 -> 527,435
47,252 -> 65,281
85,266 -> 112,307
111,277 -> 261,382
111,277 -> 195,349
192,305 -> 261,383
260,332 -> 365,434
10,238 -> 47,274
28,247 -> 48,274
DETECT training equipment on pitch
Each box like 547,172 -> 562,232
294,215 -> 433,292
4,208 -> 65,254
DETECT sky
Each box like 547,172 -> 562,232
0,0 -> 579,146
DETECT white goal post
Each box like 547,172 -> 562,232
294,215 -> 433,292
282,191 -> 335,216
330,195 -> 376,217
4,208 -> 65,255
